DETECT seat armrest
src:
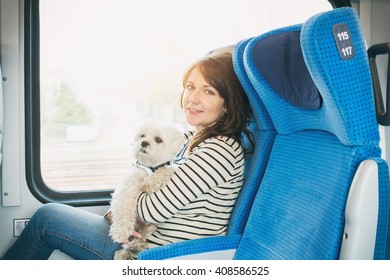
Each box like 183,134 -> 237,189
138,234 -> 242,260
339,158 -> 390,259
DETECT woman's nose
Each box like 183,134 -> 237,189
188,90 -> 201,103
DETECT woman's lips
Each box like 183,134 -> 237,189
187,108 -> 203,115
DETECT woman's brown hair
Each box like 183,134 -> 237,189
181,53 -> 255,153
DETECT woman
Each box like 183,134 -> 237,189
1,53 -> 254,260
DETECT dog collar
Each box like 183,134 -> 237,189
133,161 -> 171,174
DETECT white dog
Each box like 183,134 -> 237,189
107,122 -> 184,260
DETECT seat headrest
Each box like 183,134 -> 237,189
252,29 -> 321,110
244,8 -> 379,146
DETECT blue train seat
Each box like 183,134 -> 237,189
304,7 -> 390,260
238,7 -> 389,259
138,7 -> 390,260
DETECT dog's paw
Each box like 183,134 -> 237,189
109,227 -> 133,243
124,240 -> 149,259
128,249 -> 141,260
127,239 -> 150,252
141,168 -> 174,193
140,224 -> 157,241
114,241 -> 147,260
114,249 -> 132,260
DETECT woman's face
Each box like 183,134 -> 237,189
182,66 -> 226,133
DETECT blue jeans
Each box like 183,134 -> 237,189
1,203 -> 121,260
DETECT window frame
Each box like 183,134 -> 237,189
25,0 -> 111,206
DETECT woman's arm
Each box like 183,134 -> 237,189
137,136 -> 244,224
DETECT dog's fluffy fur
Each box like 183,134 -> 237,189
107,122 -> 184,260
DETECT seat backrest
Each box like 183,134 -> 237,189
301,7 -> 389,260
233,7 -> 388,259
227,40 -> 276,235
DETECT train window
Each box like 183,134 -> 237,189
25,0 -> 331,204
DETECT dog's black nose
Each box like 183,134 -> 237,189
141,141 -> 149,147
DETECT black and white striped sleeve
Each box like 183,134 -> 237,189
136,136 -> 243,224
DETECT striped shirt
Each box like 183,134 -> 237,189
137,131 -> 245,247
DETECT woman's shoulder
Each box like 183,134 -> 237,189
197,135 -> 243,155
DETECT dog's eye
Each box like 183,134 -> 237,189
155,137 -> 163,144
140,134 -> 145,138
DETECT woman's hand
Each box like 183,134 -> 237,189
123,231 -> 141,244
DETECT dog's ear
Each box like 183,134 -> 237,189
167,127 -> 185,156
170,136 -> 185,155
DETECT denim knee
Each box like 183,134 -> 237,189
30,203 -> 68,230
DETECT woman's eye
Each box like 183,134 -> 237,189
205,90 -> 215,95
155,137 -> 163,143
186,84 -> 194,91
